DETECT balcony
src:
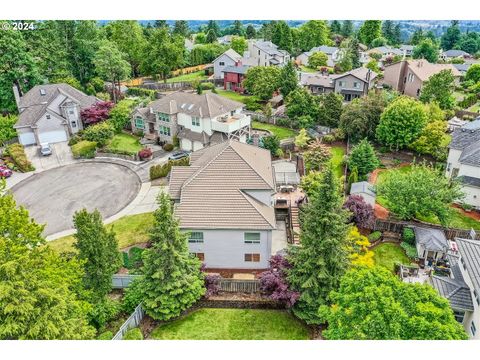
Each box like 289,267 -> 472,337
211,113 -> 251,134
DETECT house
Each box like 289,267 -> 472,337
131,91 -> 251,151
217,35 -> 233,46
453,63 -> 472,76
383,59 -> 462,98
296,45 -> 343,67
246,40 -> 290,67
301,67 -> 378,102
441,49 -> 471,61
412,226 -> 449,262
445,118 -> 480,209
168,140 -> 276,270
350,181 -> 376,206
400,44 -> 414,57
212,49 -> 242,79
13,83 -> 99,146
222,61 -> 251,93
431,237 -> 480,339
368,46 -> 404,59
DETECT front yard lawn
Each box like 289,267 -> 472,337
329,145 -> 345,179
47,212 -> 154,253
215,89 -> 250,103
166,70 -> 208,83
150,308 -> 310,340
373,243 -> 411,272
252,121 -> 297,140
106,133 -> 143,155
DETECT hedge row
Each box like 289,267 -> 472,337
71,140 -> 97,159
5,143 -> 34,172
150,157 -> 189,180
126,87 -> 156,100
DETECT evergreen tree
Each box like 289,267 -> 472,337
140,193 -> 205,321
318,92 -> 343,128
272,21 -> 293,53
381,20 -> 395,44
330,20 -> 342,34
347,139 -> 380,180
287,166 -> 350,324
154,20 -> 169,29
409,28 -> 425,45
246,24 -> 256,39
279,61 -> 298,97
172,20 -> 190,38
348,37 -> 361,69
441,20 -> 461,51
73,209 -> 122,301
231,20 -> 244,36
358,20 -> 382,47
206,20 -> 220,43
340,20 -> 354,37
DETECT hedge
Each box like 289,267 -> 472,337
400,241 -> 418,259
123,328 -> 143,340
97,331 -> 113,340
5,143 -> 34,172
126,87 -> 156,100
83,121 -> 115,146
71,140 -> 97,159
402,228 -> 415,245
150,157 -> 190,180
368,231 -> 382,242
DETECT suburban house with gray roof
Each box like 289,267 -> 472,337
131,91 -> 251,151
168,140 -> 276,270
446,118 -> 480,209
432,237 -> 480,339
296,45 -> 343,67
212,49 -> 242,79
441,49 -> 471,61
245,40 -> 290,67
13,83 -> 99,146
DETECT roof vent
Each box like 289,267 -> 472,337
40,88 -> 46,96
180,103 -> 187,110
187,104 -> 194,111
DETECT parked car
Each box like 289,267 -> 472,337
0,165 -> 12,178
168,150 -> 190,161
40,143 -> 52,156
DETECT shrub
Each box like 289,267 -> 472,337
81,101 -> 114,125
401,241 -> 418,259
149,157 -> 189,180
331,128 -> 345,141
126,87 -> 156,100
71,140 -> 97,159
138,148 -> 152,160
243,96 -> 262,111
109,100 -> 135,133
123,328 -> 143,340
402,227 -> 415,245
162,143 -> 174,152
368,231 -> 382,242
0,115 -> 17,146
83,121 -> 115,147
97,331 -> 113,340
122,251 -> 130,268
322,134 -> 335,143
275,148 -> 284,158
343,195 -> 375,229
88,298 -> 121,330
68,134 -> 82,146
128,247 -> 144,269
261,135 -> 280,155
5,143 -> 34,172
122,279 -> 144,314
203,272 -> 221,298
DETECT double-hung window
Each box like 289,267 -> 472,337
189,232 -> 204,243
192,117 -> 200,126
244,253 -> 260,262
158,112 -> 169,122
244,232 -> 261,244
159,126 -> 171,136
471,321 -> 477,336
135,117 -> 145,129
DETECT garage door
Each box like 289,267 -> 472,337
38,130 -> 68,144
19,131 -> 36,146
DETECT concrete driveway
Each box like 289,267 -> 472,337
10,162 -> 141,236
24,142 -> 74,172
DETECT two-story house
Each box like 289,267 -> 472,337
169,140 -> 276,270
445,118 -> 480,209
383,59 -> 461,98
245,40 -> 290,67
222,61 -> 251,93
131,92 -> 251,151
212,49 -> 242,79
432,237 -> 480,339
13,83 -> 99,146
296,45 -> 343,67
300,67 -> 378,101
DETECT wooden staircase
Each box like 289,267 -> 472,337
290,206 -> 301,245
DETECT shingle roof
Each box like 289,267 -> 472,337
406,59 -> 462,81
300,73 -> 335,88
169,140 -> 276,230
458,175 -> 480,189
254,41 -> 290,57
368,46 -> 404,56
14,83 -> 98,128
222,65 -> 250,75
431,254 -> 474,311
453,63 -> 471,72
350,181 -> 376,197
306,45 -> 339,56
456,237 -> 480,292
141,92 -> 244,119
213,49 -> 242,63
332,67 -> 378,83
443,49 -> 470,57
459,141 -> 480,166
449,119 -> 480,150
413,226 -> 448,252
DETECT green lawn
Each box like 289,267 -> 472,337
299,65 -> 318,73
467,102 -> 480,113
417,208 -> 480,230
150,308 -> 310,340
252,121 -> 297,140
329,146 -> 345,179
47,212 -> 154,253
215,89 -> 250,103
166,70 -> 208,83
106,133 -> 143,155
373,243 -> 411,272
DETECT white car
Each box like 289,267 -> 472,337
40,143 -> 52,156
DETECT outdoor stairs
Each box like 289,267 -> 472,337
291,206 -> 301,245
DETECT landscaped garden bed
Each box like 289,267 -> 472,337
251,121 -> 297,140
149,308 -> 310,340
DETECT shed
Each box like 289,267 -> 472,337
413,226 -> 449,261
350,181 -> 376,206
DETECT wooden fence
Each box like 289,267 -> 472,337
217,279 -> 261,293
112,274 -> 141,289
374,218 -> 480,241
112,303 -> 144,340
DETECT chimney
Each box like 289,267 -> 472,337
12,84 -> 21,109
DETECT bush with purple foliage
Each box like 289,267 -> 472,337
81,101 -> 114,125
200,264 -> 221,298
138,148 -> 153,160
258,255 -> 299,308
343,194 -> 375,229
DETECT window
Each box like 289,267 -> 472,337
471,321 -> 477,336
192,252 -> 204,261
189,232 -> 204,243
474,290 -> 480,306
158,112 -> 169,122
159,126 -> 171,136
416,88 -> 421,97
258,50 -> 260,55
46,114 -> 51,119
69,110 -> 74,115
71,121 -> 77,128
453,310 -> 465,323
244,253 -> 260,262
135,117 -> 145,129
353,82 -> 360,89
219,61 -> 225,66
192,117 -> 200,126
452,168 -> 459,178
244,232 -> 261,244
338,81 -> 345,87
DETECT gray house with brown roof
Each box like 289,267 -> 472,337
131,91 -> 251,151
169,140 -> 276,269
13,83 -> 99,146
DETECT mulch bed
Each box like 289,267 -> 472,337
452,203 -> 480,221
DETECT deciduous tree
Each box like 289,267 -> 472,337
308,51 -> 328,69
419,69 -> 456,110
343,195 -> 375,230
279,61 -> 298,97
243,66 -> 281,101
412,38 -> 440,63
358,20 -> 382,47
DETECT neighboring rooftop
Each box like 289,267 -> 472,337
458,175 -> 480,189
332,66 -> 378,82
443,49 -> 470,58
449,118 -> 480,151
456,237 -> 480,292
350,181 -> 376,197
169,140 -> 276,230
222,64 -> 251,75
413,226 -> 448,252
300,72 -> 334,88
403,59 -> 462,81
214,48 -> 242,63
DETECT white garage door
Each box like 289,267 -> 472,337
38,130 -> 68,144
181,138 -> 192,151
19,131 -> 36,146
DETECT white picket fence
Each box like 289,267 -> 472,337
112,304 -> 144,340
